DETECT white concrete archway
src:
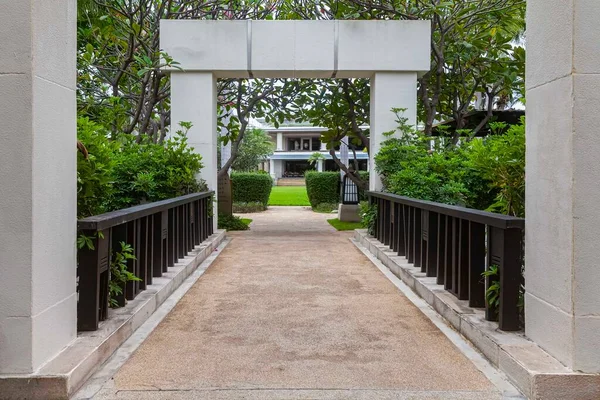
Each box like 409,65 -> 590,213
160,20 -> 431,227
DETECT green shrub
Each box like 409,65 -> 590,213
77,118 -> 119,218
218,213 -> 250,231
233,201 -> 267,213
313,202 -> 338,213
360,201 -> 378,236
109,125 -> 204,210
231,172 -> 273,207
305,171 -> 340,207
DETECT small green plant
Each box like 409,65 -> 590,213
218,213 -> 250,231
109,242 -> 140,308
232,201 -> 267,213
360,201 -> 378,236
327,218 -> 363,231
482,265 -> 500,310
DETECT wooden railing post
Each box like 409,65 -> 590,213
413,208 -> 422,269
77,229 -> 109,331
456,219 -> 469,300
489,226 -> 522,331
468,222 -> 486,308
426,211 -> 438,277
397,204 -> 406,257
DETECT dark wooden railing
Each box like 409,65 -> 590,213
77,192 -> 214,331
368,191 -> 524,331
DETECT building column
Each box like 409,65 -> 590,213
525,0 -> 600,373
0,0 -> 77,374
276,132 -> 283,151
321,142 -> 327,151
369,72 -> 417,191
317,159 -> 324,172
171,72 -> 218,231
269,158 -> 276,180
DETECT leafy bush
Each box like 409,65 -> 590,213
77,121 -> 205,216
230,128 -> 274,172
231,172 -> 273,207
466,119 -> 525,217
218,213 -> 250,231
109,124 -> 204,210
360,201 -> 378,236
313,202 -> 338,213
375,116 -> 525,217
305,171 -> 340,207
77,118 -> 118,218
233,201 -> 266,213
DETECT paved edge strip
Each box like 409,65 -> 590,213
0,230 -> 227,400
72,237 -> 232,400
350,237 -> 524,400
353,230 -> 600,400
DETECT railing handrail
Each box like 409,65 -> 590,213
78,191 -> 214,231
367,191 -> 524,230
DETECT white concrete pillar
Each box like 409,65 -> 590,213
269,158 -> 276,180
525,0 -> 600,373
0,0 -> 77,374
369,72 -> 417,191
321,141 -> 327,151
276,132 -> 283,151
171,72 -> 218,230
317,159 -> 324,172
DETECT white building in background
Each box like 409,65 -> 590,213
252,121 -> 369,185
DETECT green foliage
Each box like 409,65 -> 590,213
327,219 -> 363,231
233,202 -> 267,213
231,173 -> 273,207
109,124 -> 204,210
77,118 -> 118,218
376,113 -> 525,216
268,186 -> 310,206
360,201 -> 378,236
218,213 -> 250,231
109,242 -> 140,308
313,203 -> 339,213
482,265 -> 500,312
77,121 -> 205,217
305,172 -> 340,208
466,119 -> 526,217
230,129 -> 274,172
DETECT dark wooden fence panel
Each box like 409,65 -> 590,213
77,191 -> 214,332
367,191 -> 524,332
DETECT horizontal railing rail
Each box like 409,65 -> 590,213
367,191 -> 524,331
77,191 -> 214,331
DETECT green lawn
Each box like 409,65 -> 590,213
269,186 -> 310,206
240,218 -> 253,226
327,218 -> 364,231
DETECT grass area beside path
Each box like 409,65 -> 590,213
269,186 -> 310,206
327,218 -> 364,231
241,218 -> 253,226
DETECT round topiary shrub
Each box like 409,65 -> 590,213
231,172 -> 273,208
305,171 -> 340,208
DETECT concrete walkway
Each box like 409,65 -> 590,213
85,207 -> 519,400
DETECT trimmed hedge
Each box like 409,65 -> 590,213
305,171 -> 340,207
231,172 -> 273,207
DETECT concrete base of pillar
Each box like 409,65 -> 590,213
338,204 -> 361,222
0,231 -> 227,400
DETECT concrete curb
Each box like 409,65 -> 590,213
0,230 -> 227,400
353,229 -> 600,400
